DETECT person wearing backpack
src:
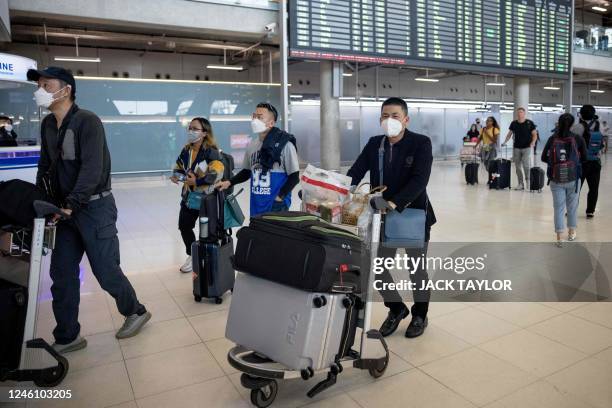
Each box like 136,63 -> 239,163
541,113 -> 588,247
170,117 -> 224,273
216,102 -> 299,217
571,105 -> 604,219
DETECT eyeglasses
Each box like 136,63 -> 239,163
188,127 -> 204,132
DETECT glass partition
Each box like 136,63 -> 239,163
288,101 -> 612,165
0,81 -> 40,145
75,78 -> 280,174
574,24 -> 612,57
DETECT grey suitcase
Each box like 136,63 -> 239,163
226,273 -> 354,371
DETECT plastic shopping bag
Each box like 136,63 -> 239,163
300,164 -> 352,223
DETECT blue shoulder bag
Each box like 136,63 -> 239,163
378,137 -> 427,248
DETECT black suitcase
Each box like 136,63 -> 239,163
233,212 -> 363,293
0,279 -> 27,371
192,238 -> 235,304
192,189 -> 235,303
530,167 -> 545,192
465,162 -> 479,185
489,159 -> 511,190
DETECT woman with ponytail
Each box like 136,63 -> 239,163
541,113 -> 588,247
171,117 -> 224,273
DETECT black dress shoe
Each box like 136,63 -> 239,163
379,307 -> 409,337
405,316 -> 428,338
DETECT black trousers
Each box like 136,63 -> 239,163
376,242 -> 430,318
178,202 -> 200,256
581,161 -> 602,214
50,194 -> 143,344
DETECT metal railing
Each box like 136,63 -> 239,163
574,24 -> 612,57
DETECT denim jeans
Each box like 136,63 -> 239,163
550,180 -> 581,233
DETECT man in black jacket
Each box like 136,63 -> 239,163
28,67 -> 151,353
348,97 -> 436,338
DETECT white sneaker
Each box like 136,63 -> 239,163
180,256 -> 193,273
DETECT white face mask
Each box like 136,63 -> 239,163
251,118 -> 268,134
381,118 -> 403,138
187,130 -> 202,144
3,124 -> 13,132
34,86 -> 68,109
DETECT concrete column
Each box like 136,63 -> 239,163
564,0 -> 575,113
514,77 -> 530,116
320,60 -> 341,171
279,0 -> 289,131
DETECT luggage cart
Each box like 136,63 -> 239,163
0,201 -> 69,387
227,212 -> 390,408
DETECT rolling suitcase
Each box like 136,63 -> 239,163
489,147 -> 512,190
192,190 -> 235,303
465,162 -> 479,185
192,238 -> 235,304
489,158 -> 511,189
233,212 -> 363,293
530,167 -> 545,192
529,153 -> 545,193
226,272 -> 358,371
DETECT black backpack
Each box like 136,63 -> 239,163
0,180 -> 48,228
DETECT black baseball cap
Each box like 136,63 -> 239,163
27,66 -> 76,95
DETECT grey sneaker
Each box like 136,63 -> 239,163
116,311 -> 152,339
52,335 -> 87,354
515,184 -> 525,191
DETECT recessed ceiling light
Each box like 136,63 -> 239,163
206,64 -> 243,71
54,56 -> 101,63
592,6 -> 607,12
414,69 -> 439,82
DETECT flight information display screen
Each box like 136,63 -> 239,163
289,0 -> 571,78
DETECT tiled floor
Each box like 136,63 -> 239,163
3,156 -> 612,408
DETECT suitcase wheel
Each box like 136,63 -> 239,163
368,353 -> 389,379
250,379 -> 278,408
313,296 -> 327,308
215,297 -> 223,305
194,295 -> 202,302
33,356 -> 68,388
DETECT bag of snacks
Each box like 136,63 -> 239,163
300,165 -> 352,223
342,183 -> 387,225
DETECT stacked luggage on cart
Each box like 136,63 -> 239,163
226,211 -> 389,407
0,180 -> 69,387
